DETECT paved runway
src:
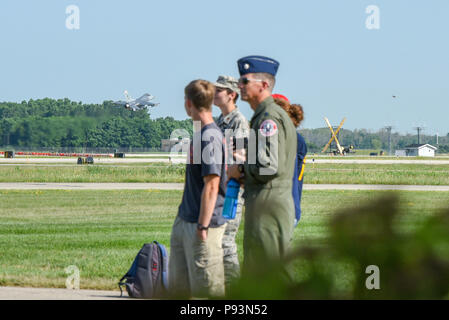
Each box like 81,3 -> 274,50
0,286 -> 127,300
0,182 -> 185,190
1,182 -> 449,191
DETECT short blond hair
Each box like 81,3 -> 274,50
185,80 -> 215,111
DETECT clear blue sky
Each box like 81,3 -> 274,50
1,0 -> 448,135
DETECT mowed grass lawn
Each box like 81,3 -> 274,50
0,189 -> 448,290
305,163 -> 449,185
1,162 -> 449,185
0,164 -> 186,183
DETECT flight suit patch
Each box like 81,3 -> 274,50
259,119 -> 278,137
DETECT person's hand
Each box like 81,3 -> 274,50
229,138 -> 246,164
233,150 -> 246,164
227,164 -> 240,181
197,229 -> 207,241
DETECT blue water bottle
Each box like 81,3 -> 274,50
222,178 -> 240,219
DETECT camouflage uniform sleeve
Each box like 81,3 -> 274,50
233,113 -> 250,139
244,115 -> 281,183
222,112 -> 250,158
225,111 -> 250,140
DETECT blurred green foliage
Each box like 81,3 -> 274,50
228,195 -> 449,299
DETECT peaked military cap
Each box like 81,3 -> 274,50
237,55 -> 280,76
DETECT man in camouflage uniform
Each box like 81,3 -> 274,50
213,75 -> 250,291
227,56 -> 297,276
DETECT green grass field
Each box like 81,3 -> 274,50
1,162 -> 449,185
0,164 -> 186,183
305,163 -> 449,185
1,189 -> 448,290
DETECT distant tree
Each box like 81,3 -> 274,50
371,138 -> 382,150
437,144 -> 449,154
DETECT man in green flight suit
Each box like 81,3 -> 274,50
227,55 -> 297,276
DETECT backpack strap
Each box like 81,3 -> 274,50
118,271 -> 131,297
117,246 -> 143,297
154,241 -> 169,290
118,274 -> 129,297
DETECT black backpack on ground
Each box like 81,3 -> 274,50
118,241 -> 169,299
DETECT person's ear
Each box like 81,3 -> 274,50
262,81 -> 270,91
185,98 -> 192,116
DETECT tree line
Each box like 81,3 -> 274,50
299,127 -> 449,154
0,98 -> 192,151
1,98 -> 448,153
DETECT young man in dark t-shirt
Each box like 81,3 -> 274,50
169,79 -> 227,298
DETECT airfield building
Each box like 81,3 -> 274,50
395,144 -> 437,157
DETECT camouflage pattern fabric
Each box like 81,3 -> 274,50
221,189 -> 244,288
216,107 -> 249,289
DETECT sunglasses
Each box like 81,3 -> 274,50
238,77 -> 264,85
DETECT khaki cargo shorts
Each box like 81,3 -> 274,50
169,216 -> 226,298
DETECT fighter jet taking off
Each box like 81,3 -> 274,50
113,90 -> 159,111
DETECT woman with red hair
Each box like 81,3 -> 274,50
272,94 -> 307,227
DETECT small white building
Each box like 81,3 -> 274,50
396,144 -> 437,157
